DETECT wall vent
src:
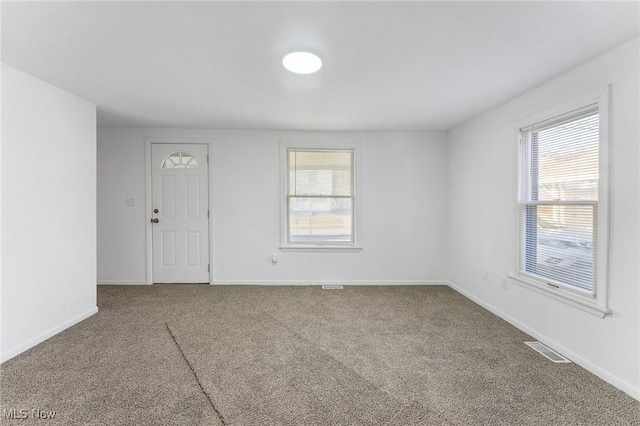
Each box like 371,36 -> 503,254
524,341 -> 571,363
322,285 -> 344,290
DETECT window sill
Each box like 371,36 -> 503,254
279,245 -> 363,253
507,274 -> 611,318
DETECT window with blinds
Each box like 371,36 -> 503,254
519,105 -> 599,293
286,149 -> 355,244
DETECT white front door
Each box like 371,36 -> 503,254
151,143 -> 209,283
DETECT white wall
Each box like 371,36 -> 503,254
97,129 -> 448,285
97,128 -> 148,284
446,38 -> 639,399
1,64 -> 97,362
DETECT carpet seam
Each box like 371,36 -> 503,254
165,322 -> 227,426
264,313 -> 429,422
265,313 -> 457,425
265,313 -> 396,396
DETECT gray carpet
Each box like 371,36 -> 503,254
1,285 -> 638,425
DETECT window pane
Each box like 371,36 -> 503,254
289,197 -> 353,243
522,204 -> 595,291
288,150 -> 352,196
169,152 -> 182,164
533,112 -> 599,201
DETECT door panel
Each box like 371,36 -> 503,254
161,176 -> 175,217
187,232 -> 201,266
152,143 -> 209,283
187,176 -> 200,218
162,232 -> 176,266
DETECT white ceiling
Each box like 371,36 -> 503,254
2,1 -> 639,131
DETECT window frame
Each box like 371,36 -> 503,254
280,141 -> 362,252
510,87 -> 611,317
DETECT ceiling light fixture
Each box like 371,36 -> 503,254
282,51 -> 322,74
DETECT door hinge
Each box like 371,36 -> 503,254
208,265 -> 210,272
207,210 -> 210,218
206,154 -> 209,163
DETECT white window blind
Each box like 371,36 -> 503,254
286,149 -> 354,244
519,105 -> 599,292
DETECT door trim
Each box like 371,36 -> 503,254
145,138 -> 214,285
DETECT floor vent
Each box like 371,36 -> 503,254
322,285 -> 344,290
524,342 -> 571,363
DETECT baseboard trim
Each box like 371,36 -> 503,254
98,280 -> 149,285
211,279 -> 446,286
446,281 -> 640,402
1,306 -> 99,364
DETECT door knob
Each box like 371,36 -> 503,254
151,218 -> 159,223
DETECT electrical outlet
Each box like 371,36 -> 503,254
482,270 -> 488,281
502,277 -> 508,289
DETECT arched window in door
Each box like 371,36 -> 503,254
161,151 -> 199,169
